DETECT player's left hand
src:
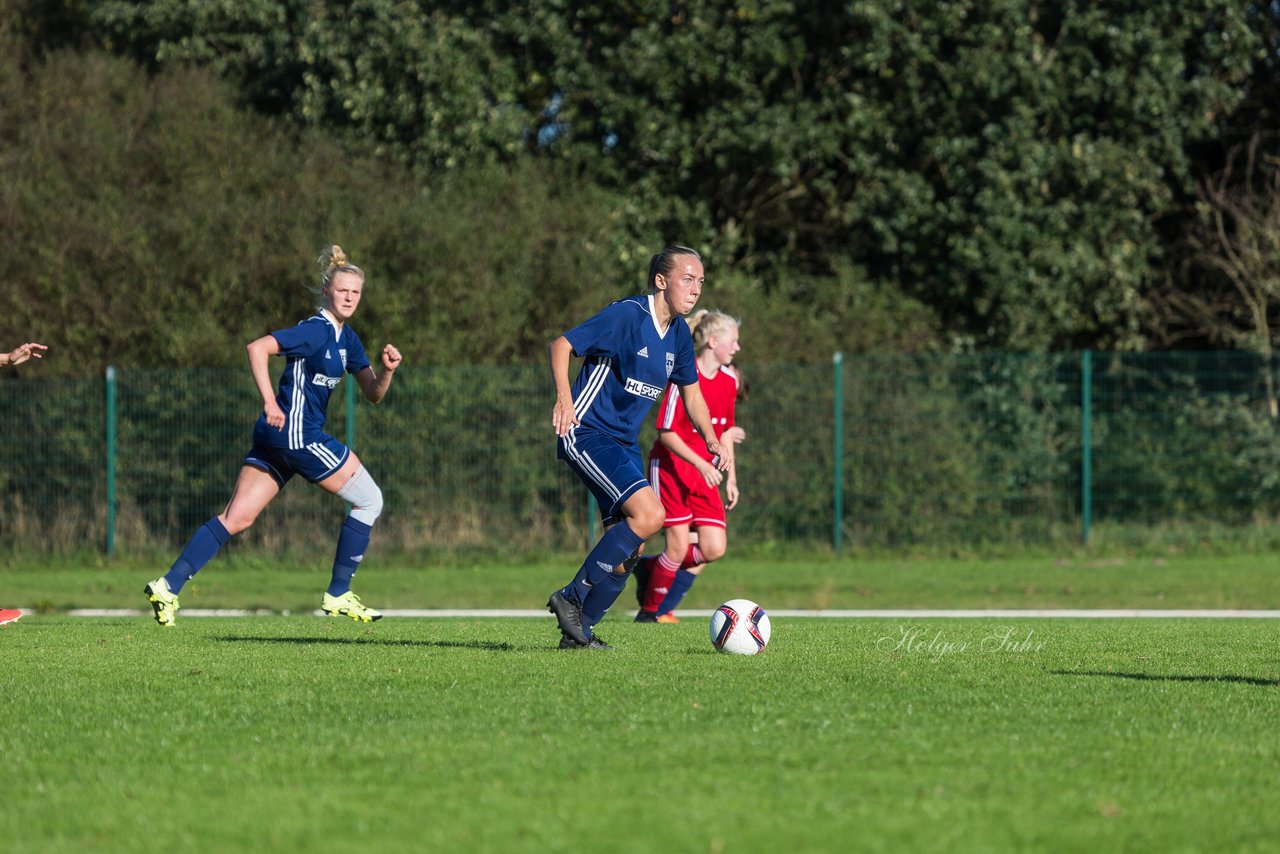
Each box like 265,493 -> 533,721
381,344 -> 402,372
725,480 -> 740,510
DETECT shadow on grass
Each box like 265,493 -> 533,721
1052,670 -> 1278,687
216,635 -> 515,651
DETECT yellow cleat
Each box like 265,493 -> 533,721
321,591 -> 382,622
656,613 -> 680,624
144,577 -> 180,627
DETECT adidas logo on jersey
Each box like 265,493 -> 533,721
637,346 -> 649,358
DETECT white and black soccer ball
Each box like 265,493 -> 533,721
709,599 -> 771,655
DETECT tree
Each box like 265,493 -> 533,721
79,0 -> 1278,351
471,0 -> 1260,349
0,41 -> 640,370
1153,135 -> 1280,415
90,0 -> 530,169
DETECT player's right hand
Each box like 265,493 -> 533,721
707,440 -> 733,472
265,400 -> 286,430
699,461 -> 724,488
552,399 -> 579,437
5,342 -> 48,366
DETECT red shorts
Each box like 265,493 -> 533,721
648,455 -> 726,530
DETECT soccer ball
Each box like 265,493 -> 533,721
709,599 -> 771,655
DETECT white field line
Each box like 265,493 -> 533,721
30,607 -> 1280,619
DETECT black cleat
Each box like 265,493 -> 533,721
558,632 -> 614,650
634,608 -> 658,623
547,590 -> 589,645
632,557 -> 651,607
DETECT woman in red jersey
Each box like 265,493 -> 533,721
634,310 -> 742,622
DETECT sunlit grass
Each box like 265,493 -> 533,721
2,616 -> 1277,852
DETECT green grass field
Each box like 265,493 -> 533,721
8,550 -> 1280,612
3,554 -> 1280,851
2,615 -> 1278,852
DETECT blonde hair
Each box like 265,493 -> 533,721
314,244 -> 364,307
687,309 -> 739,351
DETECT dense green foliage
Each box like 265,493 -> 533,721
2,1 -> 1278,366
0,41 -> 640,368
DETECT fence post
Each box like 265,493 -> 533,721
345,375 -> 356,450
587,490 -> 597,546
1081,350 -> 1092,545
343,379 -> 356,513
833,351 -> 844,554
105,365 -> 117,556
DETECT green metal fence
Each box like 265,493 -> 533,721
3,352 -> 1279,556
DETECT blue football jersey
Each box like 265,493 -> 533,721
563,295 -> 698,444
261,311 -> 371,449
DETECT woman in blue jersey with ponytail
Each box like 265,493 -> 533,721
145,245 -> 402,626
546,245 -> 732,649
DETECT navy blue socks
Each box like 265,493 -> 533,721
164,517 -> 231,593
163,514 -> 374,598
328,516 -> 373,597
562,522 -> 646,632
658,569 -> 697,616
581,569 -> 629,630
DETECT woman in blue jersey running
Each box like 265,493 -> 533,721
0,340 -> 48,626
145,245 -> 402,626
546,245 -> 732,649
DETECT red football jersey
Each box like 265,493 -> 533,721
649,364 -> 738,465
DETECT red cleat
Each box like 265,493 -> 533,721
0,609 -> 23,626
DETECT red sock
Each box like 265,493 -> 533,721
643,552 -> 681,612
681,544 -> 706,570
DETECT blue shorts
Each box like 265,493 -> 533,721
558,427 -> 650,526
244,430 -> 350,488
